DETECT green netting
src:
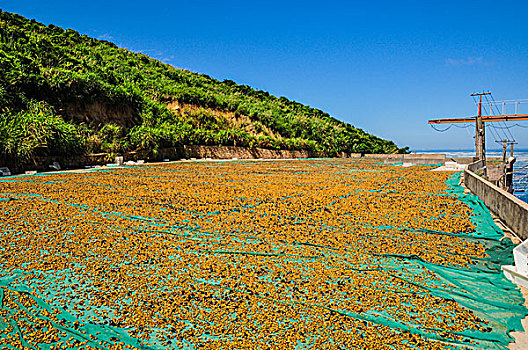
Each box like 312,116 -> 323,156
320,171 -> 527,348
0,162 -> 526,349
0,271 -> 156,350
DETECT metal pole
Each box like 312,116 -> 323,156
475,119 -> 479,160
476,94 -> 486,161
470,92 -> 491,163
475,95 -> 480,160
502,140 -> 507,162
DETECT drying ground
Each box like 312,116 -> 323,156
0,159 -> 524,349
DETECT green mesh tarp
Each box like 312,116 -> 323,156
0,161 -> 526,349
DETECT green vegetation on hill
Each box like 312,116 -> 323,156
0,10 -> 408,162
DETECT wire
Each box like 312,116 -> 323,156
488,124 -> 501,142
430,124 -> 453,132
471,95 -> 501,144
490,94 -> 516,141
501,163 -> 528,179
453,123 -> 473,128
464,122 -> 474,140
472,95 -> 503,143
490,125 -> 512,143
492,96 -> 515,141
490,123 -> 528,129
484,95 -> 507,141
475,93 -> 516,143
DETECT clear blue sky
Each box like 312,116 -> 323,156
2,0 -> 528,151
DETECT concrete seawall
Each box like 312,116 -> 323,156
366,153 -> 446,165
0,145 -> 340,174
464,166 -> 528,240
182,145 -> 326,159
1,147 -> 450,175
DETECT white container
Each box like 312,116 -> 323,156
503,239 -> 528,288
0,167 -> 11,176
514,241 -> 528,275
49,162 -> 61,170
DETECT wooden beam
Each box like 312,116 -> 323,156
428,116 -> 475,124
482,114 -> 528,122
428,114 -> 528,124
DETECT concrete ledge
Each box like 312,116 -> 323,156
365,153 -> 446,165
464,167 -> 528,240
364,154 -> 403,159
404,154 -> 445,165
404,154 -> 445,160
468,160 -> 485,173
448,157 -> 477,165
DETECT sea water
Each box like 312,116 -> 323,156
419,149 -> 528,204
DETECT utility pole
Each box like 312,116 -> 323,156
470,92 -> 491,162
428,92 -> 528,161
509,141 -> 517,158
428,92 -> 528,192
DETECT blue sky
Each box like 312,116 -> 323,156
2,0 -> 528,151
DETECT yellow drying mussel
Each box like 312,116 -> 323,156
0,158 -> 517,349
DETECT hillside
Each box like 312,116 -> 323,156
0,10 -> 407,164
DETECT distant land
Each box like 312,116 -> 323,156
0,10 -> 408,167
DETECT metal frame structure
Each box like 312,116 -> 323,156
428,92 -> 528,162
